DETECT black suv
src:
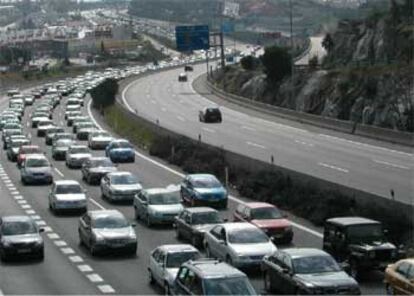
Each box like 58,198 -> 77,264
199,107 -> 222,123
172,259 -> 256,295
323,217 -> 402,279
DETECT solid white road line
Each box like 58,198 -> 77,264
318,162 -> 349,173
89,198 -> 106,210
88,100 -> 324,238
0,287 -> 4,296
246,141 -> 266,149
372,159 -> 411,170
54,168 -> 65,177
177,115 -> 185,122
241,125 -> 256,131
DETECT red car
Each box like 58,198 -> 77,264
233,202 -> 293,244
17,145 -> 42,167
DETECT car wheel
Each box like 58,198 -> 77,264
134,207 -> 140,220
385,284 -> 395,295
164,282 -> 170,295
349,260 -> 360,280
90,243 -> 98,256
264,271 -> 272,292
37,249 -> 44,261
175,227 -> 182,240
21,176 -> 27,185
146,215 -> 152,227
0,249 -> 7,262
148,270 -> 155,285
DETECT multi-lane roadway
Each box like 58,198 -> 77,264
121,64 -> 413,205
0,72 -> 386,295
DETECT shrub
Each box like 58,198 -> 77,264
260,46 -> 292,83
90,78 -> 118,109
240,55 -> 258,71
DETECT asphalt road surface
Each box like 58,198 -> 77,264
121,65 -> 413,205
0,82 -> 386,294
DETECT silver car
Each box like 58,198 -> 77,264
48,180 -> 87,213
100,172 -> 142,203
148,244 -> 201,294
134,188 -> 184,226
20,154 -> 53,185
88,130 -> 113,150
65,145 -> 92,169
204,222 -> 277,268
78,210 -> 137,256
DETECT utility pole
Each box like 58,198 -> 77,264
289,0 -> 295,104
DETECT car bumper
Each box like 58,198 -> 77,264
192,198 -> 227,209
67,158 -> 88,168
233,256 -> 264,268
23,174 -> 53,184
54,201 -> 87,211
150,214 -> 179,224
107,193 -> 136,202
110,154 -> 135,162
1,245 -> 43,258
93,242 -> 137,254
90,142 -> 110,149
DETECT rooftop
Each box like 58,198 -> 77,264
326,217 -> 380,226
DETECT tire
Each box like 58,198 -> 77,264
264,271 -> 272,292
164,282 -> 170,295
349,259 -> 360,280
191,236 -> 198,247
37,249 -> 44,261
146,215 -> 152,227
385,284 -> 395,295
176,227 -> 182,240
148,270 -> 155,285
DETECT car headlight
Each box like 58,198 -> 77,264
94,234 -> 105,242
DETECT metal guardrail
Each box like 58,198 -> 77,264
204,75 -> 413,147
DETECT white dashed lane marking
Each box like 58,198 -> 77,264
54,168 -> 65,177
54,241 -> 68,247
372,159 -> 411,170
87,274 -> 104,283
246,141 -> 266,149
69,256 -> 84,263
318,162 -> 349,173
25,209 -> 36,215
47,233 -> 60,240
60,248 -> 75,255
98,285 -> 115,294
78,265 -> 93,273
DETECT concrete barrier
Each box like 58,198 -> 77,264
203,75 -> 413,147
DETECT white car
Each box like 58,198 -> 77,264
88,130 -> 113,150
65,145 -> 92,169
204,222 -> 277,268
100,172 -> 142,203
148,244 -> 200,294
48,180 -> 87,213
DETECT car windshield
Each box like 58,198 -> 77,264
148,192 -> 181,205
293,255 -> 341,274
93,216 -> 128,229
111,174 -> 138,185
1,221 -> 37,235
346,224 -> 384,242
192,212 -> 222,224
228,228 -> 269,244
56,184 -> 82,194
204,276 -> 256,295
56,141 -> 73,147
91,159 -> 114,167
21,147 -> 40,154
113,141 -> 132,148
26,158 -> 49,167
192,177 -> 221,189
251,207 -> 283,220
70,147 -> 89,154
166,251 -> 200,268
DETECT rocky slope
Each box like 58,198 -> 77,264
213,0 -> 414,132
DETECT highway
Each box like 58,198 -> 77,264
121,65 -> 413,204
0,76 -> 385,294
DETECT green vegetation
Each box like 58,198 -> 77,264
240,55 -> 259,71
90,79 -> 118,110
260,46 -> 292,83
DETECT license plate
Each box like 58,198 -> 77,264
18,248 -> 31,254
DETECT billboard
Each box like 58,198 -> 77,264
175,25 -> 210,52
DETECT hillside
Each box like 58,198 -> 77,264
212,0 -> 414,132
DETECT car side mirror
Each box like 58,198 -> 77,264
39,228 -> 45,233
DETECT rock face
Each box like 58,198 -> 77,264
213,1 -> 414,132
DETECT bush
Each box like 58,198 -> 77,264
260,46 -> 292,83
240,55 -> 259,71
90,78 -> 118,109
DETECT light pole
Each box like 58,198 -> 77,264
289,0 -> 295,104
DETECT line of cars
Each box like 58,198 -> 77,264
0,65 -> 411,295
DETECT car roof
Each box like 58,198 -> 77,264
108,171 -> 132,177
145,188 -> 177,195
89,210 -> 124,219
69,145 -> 88,149
185,259 -> 245,278
55,180 -> 80,186
158,244 -> 199,253
244,202 -> 275,209
1,215 -> 34,223
185,207 -> 218,214
326,217 -> 380,226
25,154 -> 47,160
188,174 -> 217,180
21,145 -> 40,149
221,222 -> 258,231
282,248 -> 330,259
398,258 -> 414,265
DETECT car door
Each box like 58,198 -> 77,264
279,253 -> 297,294
183,213 -> 193,240
174,267 -> 192,295
48,183 -> 55,206
136,191 -> 148,218
180,178 -> 191,203
79,214 -> 91,246
264,253 -> 284,292
208,226 -> 226,259
101,175 -> 110,197
149,248 -> 163,286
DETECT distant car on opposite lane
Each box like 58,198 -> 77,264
199,107 -> 222,123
